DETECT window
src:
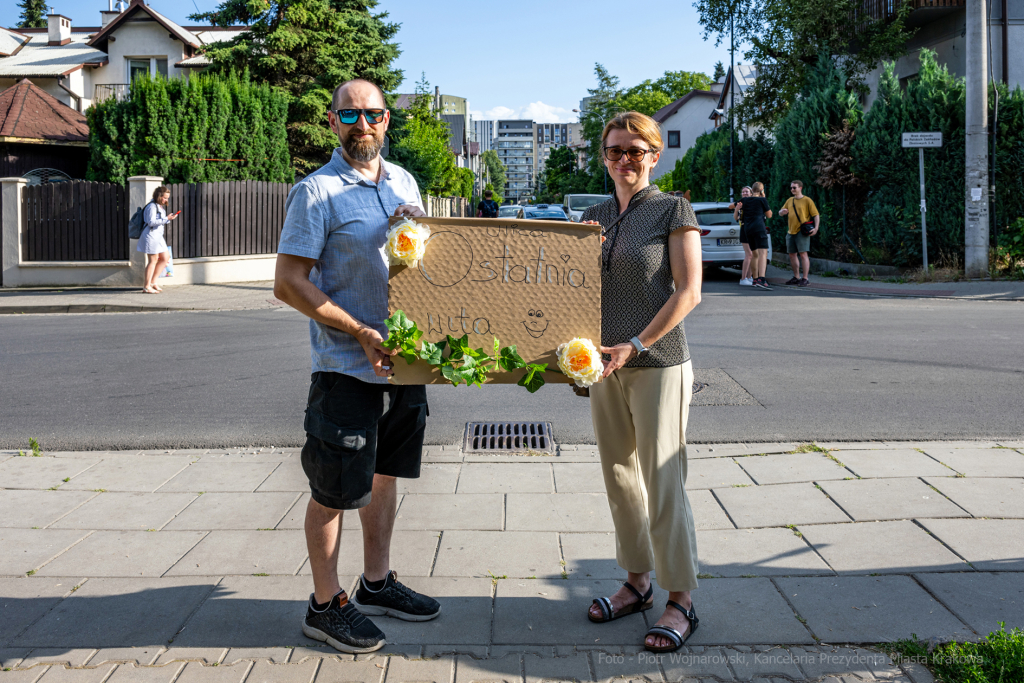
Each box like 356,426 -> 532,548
128,57 -> 168,81
667,131 -> 680,148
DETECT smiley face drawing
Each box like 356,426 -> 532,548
522,309 -> 549,339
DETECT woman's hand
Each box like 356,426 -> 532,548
581,220 -> 605,242
600,343 -> 636,378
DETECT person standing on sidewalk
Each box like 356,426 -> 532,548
581,111 -> 702,654
731,187 -> 754,286
138,186 -> 177,294
739,182 -> 773,290
778,179 -> 819,286
274,78 -> 440,654
477,189 -> 499,217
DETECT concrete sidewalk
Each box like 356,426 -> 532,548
0,282 -> 281,315
3,439 -> 1023,682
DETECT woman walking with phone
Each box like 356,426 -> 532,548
138,186 -> 178,293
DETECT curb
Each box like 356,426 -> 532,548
0,304 -> 190,314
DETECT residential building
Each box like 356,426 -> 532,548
473,119 -> 494,154
393,87 -> 473,169
534,122 -> 581,178
495,119 -> 535,202
0,78 -> 89,178
0,0 -> 245,112
651,90 -> 719,178
709,64 -> 758,137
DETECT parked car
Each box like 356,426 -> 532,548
498,204 -> 523,218
563,193 -> 610,221
692,202 -> 772,268
517,205 -> 569,221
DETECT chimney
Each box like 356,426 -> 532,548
100,11 -> 119,26
47,13 -> 72,46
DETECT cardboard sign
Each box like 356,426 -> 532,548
388,217 -> 602,385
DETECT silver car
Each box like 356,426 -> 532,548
498,205 -> 523,218
692,201 -> 772,268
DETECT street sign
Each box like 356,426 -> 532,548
902,132 -> 943,148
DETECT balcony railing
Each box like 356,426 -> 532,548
859,0 -> 964,22
94,84 -> 130,103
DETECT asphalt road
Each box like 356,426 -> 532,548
2,269 -> 1023,451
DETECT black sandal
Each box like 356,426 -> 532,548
588,581 -> 654,623
644,600 -> 698,653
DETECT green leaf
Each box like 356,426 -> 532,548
419,340 -> 445,365
493,336 -> 501,357
517,363 -> 548,393
440,363 -> 460,385
447,334 -> 471,361
498,345 -> 527,372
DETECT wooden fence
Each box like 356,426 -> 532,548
21,181 -> 128,261
425,196 -> 469,218
165,181 -> 292,259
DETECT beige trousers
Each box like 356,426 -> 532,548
590,361 -> 699,592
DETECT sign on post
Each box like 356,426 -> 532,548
387,217 -> 602,385
901,132 -> 943,270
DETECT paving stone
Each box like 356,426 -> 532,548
13,577 -> 216,648
722,647 -> 803,681
523,652 -> 591,683
16,651 -> 96,668
221,649 -> 290,664
0,458 -> 101,490
712,484 -> 849,529
276,494 -> 368,531
924,477 -> 1024,518
433,531 -> 560,579
688,444 -> 797,458
914,572 -> 1024,635
688,491 -> 735,531
313,657 -> 385,683
34,664 -> 117,683
166,530 -> 307,576
457,464 -> 553,494
552,464 -> 605,494
650,578 -> 814,645
788,646 -> 895,680
157,463 -> 279,493
381,656 -> 451,683
245,658 -> 319,683
898,661 -> 936,683
658,648 -> 733,680
816,479 -> 969,522
0,650 -> 30,669
162,493 -> 300,531
695,528 -> 832,577
830,450 -> 953,479
36,531 -> 206,578
917,519 -> 1024,571
560,533 -> 618,580
0,529 -> 91,575
254,462 -> 310,493
775,575 -> 974,643
287,647 -> 350,663
52,493 -> 198,531
905,441 -> 999,451
398,465 -> 462,494
493,579 -> 654,646
83,648 -> 164,666
734,453 -> 852,485
299,530 -> 439,579
394,495 -> 503,531
61,457 -> 194,493
173,661 -> 250,683
455,654 -> 522,683
800,521 -> 968,574
590,649 -> 662,682
0,665 -> 43,683
172,576 -> 316,647
152,649 -> 227,665
918,448 -> 1024,477
506,494 -> 614,532
0,491 -> 96,529
0,578 -> 75,645
686,460 -> 754,490
370,578 -> 493,646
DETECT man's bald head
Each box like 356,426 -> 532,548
332,79 -> 387,110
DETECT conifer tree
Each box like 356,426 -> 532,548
17,0 -> 47,29
713,61 -> 726,81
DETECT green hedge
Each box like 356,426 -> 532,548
87,71 -> 293,185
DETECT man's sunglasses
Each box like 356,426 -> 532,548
603,146 -> 655,162
332,109 -> 386,124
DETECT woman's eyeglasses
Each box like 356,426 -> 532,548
603,146 -> 655,162
333,109 -> 386,125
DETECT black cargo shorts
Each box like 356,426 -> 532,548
301,371 -> 428,510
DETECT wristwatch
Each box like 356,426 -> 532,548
629,336 -> 649,359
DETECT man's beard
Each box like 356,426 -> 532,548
342,130 -> 384,162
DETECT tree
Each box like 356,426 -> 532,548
713,61 -> 726,81
16,0 -> 46,28
480,150 -> 506,202
388,91 -> 461,196
537,146 -> 588,203
191,0 -> 402,175
695,0 -> 915,126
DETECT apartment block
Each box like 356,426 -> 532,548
495,119 -> 535,202
535,122 -> 581,177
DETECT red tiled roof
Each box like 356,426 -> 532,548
0,79 -> 88,142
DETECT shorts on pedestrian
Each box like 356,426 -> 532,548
747,226 -> 770,252
301,371 -> 427,510
739,224 -> 749,245
786,232 -> 811,254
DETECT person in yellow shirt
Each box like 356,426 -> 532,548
778,179 -> 819,286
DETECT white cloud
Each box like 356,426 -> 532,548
484,105 -> 516,119
469,109 -> 484,120
475,102 -> 577,123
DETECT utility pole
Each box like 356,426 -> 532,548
964,0 -> 989,278
729,5 -> 735,203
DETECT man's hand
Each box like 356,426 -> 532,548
356,327 -> 393,377
779,208 -> 789,216
809,227 -> 819,236
394,205 -> 426,217
600,343 -> 636,378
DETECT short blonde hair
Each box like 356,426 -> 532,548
601,111 -> 663,152
751,181 -> 765,195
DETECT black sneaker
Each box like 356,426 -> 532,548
302,591 -> 385,653
785,277 -> 800,285
798,278 -> 810,287
753,278 -> 772,290
352,571 -> 441,622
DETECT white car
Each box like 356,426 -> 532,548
693,201 -> 772,268
498,204 -> 523,218
562,194 -> 610,221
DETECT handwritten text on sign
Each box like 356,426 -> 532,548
388,217 -> 602,385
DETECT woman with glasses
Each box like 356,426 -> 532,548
581,111 -> 703,653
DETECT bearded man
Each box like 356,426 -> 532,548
274,79 -> 437,653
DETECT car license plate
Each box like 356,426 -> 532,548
717,238 -> 740,246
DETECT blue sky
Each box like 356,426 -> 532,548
5,0 -> 738,122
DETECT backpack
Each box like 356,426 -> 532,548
128,202 -> 154,239
481,199 -> 498,218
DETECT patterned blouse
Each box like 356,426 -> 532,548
581,185 -> 699,368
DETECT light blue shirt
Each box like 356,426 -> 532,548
277,149 -> 424,384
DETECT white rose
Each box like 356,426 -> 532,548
556,338 -> 603,388
386,219 -> 430,266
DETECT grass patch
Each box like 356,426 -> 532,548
252,573 -> 269,577
825,453 -> 846,467
793,443 -> 829,454
26,569 -> 35,576
885,624 -> 1024,683
697,572 -> 715,579
786,524 -> 803,538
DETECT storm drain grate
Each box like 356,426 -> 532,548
464,421 -> 555,453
